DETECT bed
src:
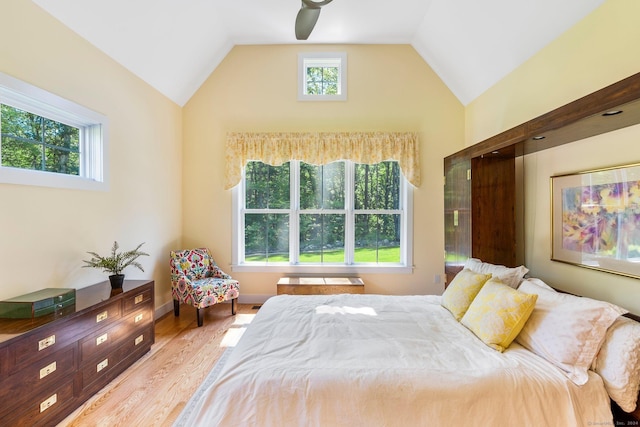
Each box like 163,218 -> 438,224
176,262 -> 640,427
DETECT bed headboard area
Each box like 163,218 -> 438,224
444,74 -> 640,423
444,71 -> 640,285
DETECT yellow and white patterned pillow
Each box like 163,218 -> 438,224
461,278 -> 538,352
441,268 -> 492,321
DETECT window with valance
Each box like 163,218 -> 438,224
227,132 -> 420,273
225,132 -> 420,190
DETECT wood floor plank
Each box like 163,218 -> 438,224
57,303 -> 259,427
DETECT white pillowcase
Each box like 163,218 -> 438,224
516,279 -> 628,385
518,277 -> 555,292
592,316 -> 640,412
464,258 -> 528,289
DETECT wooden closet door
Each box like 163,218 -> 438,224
444,155 -> 472,287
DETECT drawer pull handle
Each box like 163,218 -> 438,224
97,358 -> 109,373
134,294 -> 144,304
38,335 -> 56,351
134,313 -> 144,323
135,334 -> 144,346
40,393 -> 57,413
39,361 -> 57,379
96,311 -> 108,323
96,333 -> 108,346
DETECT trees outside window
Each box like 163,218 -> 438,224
239,160 -> 410,270
1,104 -> 80,175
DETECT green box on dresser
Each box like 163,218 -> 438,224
0,288 -> 76,319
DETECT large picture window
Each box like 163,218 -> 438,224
234,159 -> 412,273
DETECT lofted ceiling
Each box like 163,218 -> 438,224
32,0 -> 605,107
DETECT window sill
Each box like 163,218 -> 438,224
0,167 -> 108,191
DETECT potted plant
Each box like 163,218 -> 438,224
82,241 -> 149,289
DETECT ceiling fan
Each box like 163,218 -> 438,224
295,0 -> 334,40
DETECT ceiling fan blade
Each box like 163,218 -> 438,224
295,6 -> 322,40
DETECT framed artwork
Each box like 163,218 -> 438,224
551,163 -> 640,279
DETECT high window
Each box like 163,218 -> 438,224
298,52 -> 347,101
235,159 -> 412,273
0,72 -> 108,191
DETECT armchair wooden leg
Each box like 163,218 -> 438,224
231,298 -> 237,315
197,308 -> 204,327
173,300 -> 180,317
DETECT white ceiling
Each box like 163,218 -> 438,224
32,0 -> 605,107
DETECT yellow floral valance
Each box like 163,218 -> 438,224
225,132 -> 420,189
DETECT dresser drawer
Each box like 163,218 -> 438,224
80,325 -> 153,390
7,299 -> 121,371
5,378 -> 75,427
75,299 -> 122,334
123,285 -> 153,315
79,319 -> 130,363
0,346 -> 76,416
125,305 -> 153,330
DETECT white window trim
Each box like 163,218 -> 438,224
0,72 -> 109,191
298,52 -> 347,101
231,160 -> 413,274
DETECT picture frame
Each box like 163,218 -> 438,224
551,162 -> 640,279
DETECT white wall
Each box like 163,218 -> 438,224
0,0 -> 183,310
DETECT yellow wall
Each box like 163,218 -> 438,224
464,0 -> 640,313
183,44 -> 465,298
0,0 -> 183,308
9,0 -> 633,313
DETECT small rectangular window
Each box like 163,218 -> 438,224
298,52 -> 347,101
0,72 -> 108,191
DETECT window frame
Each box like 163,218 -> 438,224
297,52 -> 347,101
0,72 -> 108,191
232,160 -> 413,274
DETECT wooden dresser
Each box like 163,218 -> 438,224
0,280 -> 154,426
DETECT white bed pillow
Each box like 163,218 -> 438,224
518,277 -> 556,292
516,279 -> 628,385
592,316 -> 640,412
464,258 -> 528,289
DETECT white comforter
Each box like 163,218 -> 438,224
183,294 -> 613,426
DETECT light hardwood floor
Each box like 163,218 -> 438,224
58,303 -> 260,427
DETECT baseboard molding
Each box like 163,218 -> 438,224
155,300 -> 174,319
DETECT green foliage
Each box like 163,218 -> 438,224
306,66 -> 338,95
1,104 -> 80,175
244,160 -> 402,263
82,241 -> 149,275
246,246 -> 401,263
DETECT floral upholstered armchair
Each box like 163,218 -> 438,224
169,248 -> 239,327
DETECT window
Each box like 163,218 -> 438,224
298,52 -> 347,101
0,72 -> 108,191
234,160 -> 413,273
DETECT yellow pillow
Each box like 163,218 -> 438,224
441,268 -> 492,320
460,278 -> 538,352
